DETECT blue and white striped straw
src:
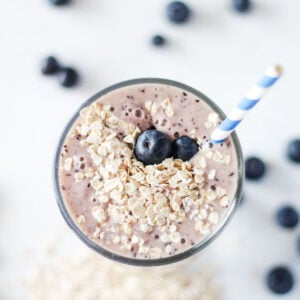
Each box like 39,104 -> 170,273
210,65 -> 283,144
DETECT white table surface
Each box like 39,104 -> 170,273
0,0 -> 299,299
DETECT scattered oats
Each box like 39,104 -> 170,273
145,100 -> 158,114
138,246 -> 150,254
208,112 -> 219,127
122,223 -> 132,235
169,224 -> 177,233
169,213 -> 177,221
194,220 -> 203,232
123,135 -> 135,144
206,190 -> 217,202
96,194 -> 109,203
216,187 -> 227,197
90,176 -> 102,190
110,189 -> 123,203
195,174 -> 205,184
125,182 -> 137,195
160,233 -> 171,243
200,223 -> 211,235
204,121 -> 212,129
63,157 -> 73,172
155,215 -> 166,226
213,151 -> 223,163
77,215 -> 86,224
132,203 -> 146,218
112,236 -> 121,245
162,158 -> 174,169
92,227 -> 101,238
160,98 -> 174,117
149,247 -> 162,259
220,195 -> 230,208
208,212 -> 219,225
165,244 -> 172,254
208,169 -> 216,180
205,151 -> 213,159
170,231 -> 181,243
122,147 -> 132,158
132,172 -> 145,182
190,209 -> 199,219
97,145 -> 107,157
120,243 -> 132,252
224,154 -> 231,164
74,172 -> 85,183
199,208 -> 208,220
85,167 -> 94,178
131,235 -> 139,244
104,178 -> 122,193
102,104 -> 111,111
159,207 -> 170,217
92,206 -> 107,223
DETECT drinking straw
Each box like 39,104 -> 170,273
210,65 -> 283,144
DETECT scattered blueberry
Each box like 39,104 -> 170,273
287,139 -> 300,163
266,266 -> 294,295
276,206 -> 299,229
173,136 -> 199,161
166,1 -> 190,24
41,56 -> 60,75
245,156 -> 266,180
297,235 -> 300,254
49,0 -> 70,5
57,67 -> 79,87
232,0 -> 251,12
134,130 -> 172,165
151,35 -> 166,47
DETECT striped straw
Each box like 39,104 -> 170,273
210,65 -> 283,144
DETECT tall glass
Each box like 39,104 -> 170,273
53,78 -> 244,267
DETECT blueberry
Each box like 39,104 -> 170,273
166,1 -> 190,24
151,35 -> 166,46
276,206 -> 299,229
266,266 -> 294,295
287,139 -> 300,163
173,136 -> 199,161
57,67 -> 79,87
297,235 -> 300,254
41,56 -> 60,75
134,130 -> 172,165
49,0 -> 70,5
245,156 -> 266,180
232,0 -> 251,12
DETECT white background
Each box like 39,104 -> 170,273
0,0 -> 299,299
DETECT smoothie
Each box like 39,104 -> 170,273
57,80 -> 241,261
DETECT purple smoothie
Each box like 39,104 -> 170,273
59,83 -> 238,259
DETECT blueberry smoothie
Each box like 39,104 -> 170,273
56,79 -> 242,262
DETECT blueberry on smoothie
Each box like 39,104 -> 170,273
266,266 -> 294,295
245,156 -> 266,180
173,136 -> 199,161
166,1 -> 190,24
134,130 -> 172,165
57,67 -> 79,87
276,206 -> 299,229
232,0 -> 251,12
287,139 -> 300,163
41,56 -> 60,75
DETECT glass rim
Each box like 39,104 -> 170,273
53,78 -> 244,267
